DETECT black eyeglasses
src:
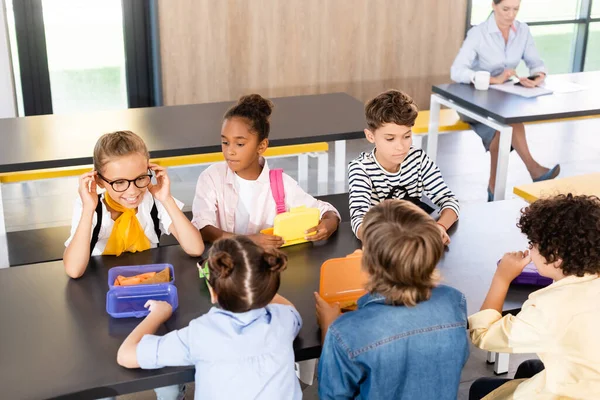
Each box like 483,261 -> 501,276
98,170 -> 153,192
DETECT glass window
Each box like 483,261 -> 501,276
592,0 -> 600,17
470,0 -> 581,25
514,24 -> 577,76
41,0 -> 127,114
585,23 -> 600,71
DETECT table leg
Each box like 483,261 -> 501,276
494,353 -> 510,375
493,125 -> 513,201
298,154 -> 309,190
317,151 -> 328,195
334,140 -> 346,193
426,94 -> 441,161
295,359 -> 317,385
0,183 -> 9,268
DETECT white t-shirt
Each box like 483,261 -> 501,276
233,173 -> 259,234
64,191 -> 184,256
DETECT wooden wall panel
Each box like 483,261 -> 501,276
158,0 -> 467,109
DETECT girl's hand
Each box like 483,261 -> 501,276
147,163 -> 172,203
78,171 -> 99,211
314,292 -> 341,329
496,251 -> 532,284
248,233 -> 285,249
144,300 -> 173,322
436,223 -> 451,246
306,216 -> 339,242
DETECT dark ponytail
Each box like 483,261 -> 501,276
224,94 -> 274,141
207,236 -> 287,313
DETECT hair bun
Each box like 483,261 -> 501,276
209,251 -> 235,279
262,249 -> 288,273
237,94 -> 273,118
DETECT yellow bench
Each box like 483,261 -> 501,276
0,143 -> 329,184
413,109 -> 470,135
513,173 -> 600,203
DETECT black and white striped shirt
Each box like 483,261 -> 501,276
348,147 -> 460,236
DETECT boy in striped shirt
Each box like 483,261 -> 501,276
349,90 -> 459,242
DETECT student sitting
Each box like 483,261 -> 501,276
469,194 -> 600,400
315,199 -> 469,399
117,236 -> 303,400
192,94 -> 340,248
64,130 -> 203,400
64,130 -> 204,277
348,89 -> 459,244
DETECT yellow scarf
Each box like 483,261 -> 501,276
103,193 -> 151,256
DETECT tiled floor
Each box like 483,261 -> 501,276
3,118 -> 598,399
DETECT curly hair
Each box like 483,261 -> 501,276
518,194 -> 600,277
361,199 -> 443,306
365,89 -> 419,131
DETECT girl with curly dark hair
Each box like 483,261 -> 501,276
468,194 -> 600,399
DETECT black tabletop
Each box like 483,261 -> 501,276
0,93 -> 365,173
433,72 -> 600,124
0,200 -> 533,399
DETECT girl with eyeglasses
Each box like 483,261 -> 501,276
63,130 -> 204,281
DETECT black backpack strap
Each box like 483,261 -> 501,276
151,199 -> 161,246
90,194 -> 103,255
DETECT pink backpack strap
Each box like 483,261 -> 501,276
269,169 -> 286,214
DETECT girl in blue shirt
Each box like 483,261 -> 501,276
117,237 -> 303,400
451,0 -> 560,201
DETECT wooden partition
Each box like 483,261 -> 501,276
157,0 -> 467,109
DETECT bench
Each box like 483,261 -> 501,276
6,193 -> 350,267
0,142 -> 329,185
513,173 -> 600,203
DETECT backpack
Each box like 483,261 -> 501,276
269,169 -> 286,215
90,194 -> 161,255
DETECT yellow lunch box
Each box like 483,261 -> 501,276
260,206 -> 320,247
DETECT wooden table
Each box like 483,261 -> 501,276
0,199 -> 532,399
0,93 -> 366,268
428,72 -> 600,201
514,173 -> 600,203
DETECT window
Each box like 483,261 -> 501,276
593,0 -> 600,17
5,0 -> 159,116
523,25 -> 577,75
585,22 -> 600,71
41,0 -> 128,114
467,0 -> 600,74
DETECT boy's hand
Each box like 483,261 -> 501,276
148,163 -> 172,203
78,171 -> 99,211
436,223 -> 451,246
496,251 -> 531,284
144,300 -> 173,322
248,233 -> 285,249
314,292 -> 341,330
306,215 -> 339,242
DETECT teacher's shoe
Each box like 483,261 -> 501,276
487,187 -> 494,202
533,164 -> 560,183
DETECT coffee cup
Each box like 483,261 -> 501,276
472,71 -> 491,90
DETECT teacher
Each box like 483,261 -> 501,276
450,0 -> 560,201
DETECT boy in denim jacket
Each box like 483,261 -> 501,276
315,199 -> 469,399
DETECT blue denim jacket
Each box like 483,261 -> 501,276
318,285 -> 469,400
